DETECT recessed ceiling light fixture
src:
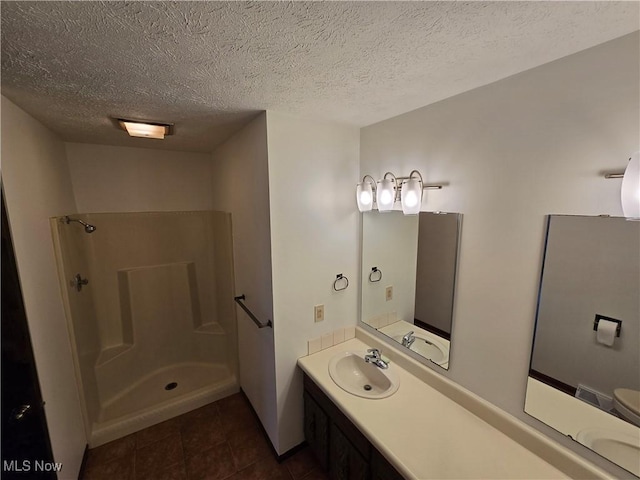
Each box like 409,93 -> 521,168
118,119 -> 173,139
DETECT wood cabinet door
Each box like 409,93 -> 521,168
304,391 -> 329,470
330,423 -> 369,480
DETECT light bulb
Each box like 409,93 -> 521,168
404,191 -> 418,207
377,176 -> 397,212
356,182 -> 374,212
401,176 -> 423,215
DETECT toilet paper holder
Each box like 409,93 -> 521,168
593,314 -> 622,337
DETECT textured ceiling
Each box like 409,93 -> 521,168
2,1 -> 639,153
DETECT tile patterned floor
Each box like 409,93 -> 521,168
82,393 -> 329,480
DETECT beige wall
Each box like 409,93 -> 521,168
1,96 -> 87,478
360,31 -> 639,467
210,113 -> 279,448
266,111 -> 360,453
65,143 -> 213,213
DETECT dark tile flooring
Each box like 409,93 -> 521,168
82,393 -> 329,480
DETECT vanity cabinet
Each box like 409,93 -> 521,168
330,422 -> 369,480
303,374 -> 404,480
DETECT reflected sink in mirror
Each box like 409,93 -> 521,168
328,351 -> 399,399
576,428 -> 640,477
380,319 -> 450,368
392,334 -> 448,366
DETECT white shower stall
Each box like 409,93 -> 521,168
50,210 -> 238,446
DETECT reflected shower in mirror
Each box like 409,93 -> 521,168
525,215 -> 639,477
360,211 -> 461,369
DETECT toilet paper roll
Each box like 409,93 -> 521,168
596,319 -> 618,347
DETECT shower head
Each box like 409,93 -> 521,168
62,216 -> 97,234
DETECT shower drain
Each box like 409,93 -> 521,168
165,382 -> 178,391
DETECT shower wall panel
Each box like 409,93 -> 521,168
95,261 -> 222,403
51,216 -> 101,428
85,212 -> 221,350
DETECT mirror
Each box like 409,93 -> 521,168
525,215 -> 640,476
360,211 -> 462,369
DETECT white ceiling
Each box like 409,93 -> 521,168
2,1 -> 638,153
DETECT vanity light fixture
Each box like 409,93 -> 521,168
357,169 -> 444,214
621,152 -> 640,219
376,172 -> 398,212
118,119 -> 173,139
401,170 -> 424,215
605,152 -> 640,220
356,175 -> 377,212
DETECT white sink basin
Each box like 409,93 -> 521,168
576,428 -> 640,476
392,334 -> 450,367
328,351 -> 399,399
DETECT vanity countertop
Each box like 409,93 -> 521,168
297,334 -> 607,480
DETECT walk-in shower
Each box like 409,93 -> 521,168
51,211 -> 238,446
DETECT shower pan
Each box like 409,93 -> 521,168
50,211 -> 239,447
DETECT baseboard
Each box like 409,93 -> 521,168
276,441 -> 308,463
529,369 -> 576,396
238,388 -> 307,463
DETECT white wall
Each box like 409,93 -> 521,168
210,113 -> 279,447
266,111 -> 360,453
66,143 -> 213,213
1,96 -> 86,478
360,31 -> 639,424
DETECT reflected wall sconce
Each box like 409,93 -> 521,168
621,152 -> 639,219
356,170 -> 444,214
604,152 -> 640,220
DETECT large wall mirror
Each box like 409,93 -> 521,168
525,215 -> 639,477
360,211 -> 462,370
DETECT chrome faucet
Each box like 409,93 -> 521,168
401,331 -> 415,348
364,348 -> 389,369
